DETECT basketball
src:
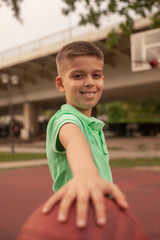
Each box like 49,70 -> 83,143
17,196 -> 148,240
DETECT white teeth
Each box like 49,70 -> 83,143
82,92 -> 95,96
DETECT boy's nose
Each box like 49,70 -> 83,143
84,76 -> 95,87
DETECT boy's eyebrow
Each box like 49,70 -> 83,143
70,69 -> 103,74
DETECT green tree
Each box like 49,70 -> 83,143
62,0 -> 160,49
2,0 -> 160,31
1,0 -> 160,48
62,0 -> 160,29
97,99 -> 160,123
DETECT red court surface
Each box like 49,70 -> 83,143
0,166 -> 160,240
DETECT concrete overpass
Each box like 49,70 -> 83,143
0,19 -> 160,139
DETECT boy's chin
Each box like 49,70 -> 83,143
77,105 -> 94,110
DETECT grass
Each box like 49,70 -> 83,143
19,145 -> 46,149
0,152 -> 46,162
108,147 -> 123,151
110,158 -> 160,168
155,143 -> 160,150
0,153 -> 160,168
136,144 -> 147,151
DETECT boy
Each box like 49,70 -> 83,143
43,41 -> 128,228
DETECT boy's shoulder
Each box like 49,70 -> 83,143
47,104 -> 83,129
48,104 -> 80,122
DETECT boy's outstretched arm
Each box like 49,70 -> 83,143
43,123 -> 129,228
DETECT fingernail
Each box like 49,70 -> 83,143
97,217 -> 106,225
124,201 -> 129,208
77,219 -> 86,228
42,207 -> 48,213
58,214 -> 66,222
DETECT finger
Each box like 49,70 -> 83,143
58,188 -> 76,222
103,182 -> 129,210
111,184 -> 129,209
42,185 -> 67,213
91,189 -> 106,226
76,188 -> 89,228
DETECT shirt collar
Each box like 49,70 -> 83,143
61,104 -> 105,131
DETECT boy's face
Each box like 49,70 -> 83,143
56,56 -> 104,117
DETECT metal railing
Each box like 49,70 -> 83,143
0,24 -> 105,61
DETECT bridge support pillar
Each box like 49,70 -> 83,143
20,103 -> 39,141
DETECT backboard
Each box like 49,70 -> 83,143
130,28 -> 160,72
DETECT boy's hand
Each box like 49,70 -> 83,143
42,173 -> 129,228
43,124 -> 128,227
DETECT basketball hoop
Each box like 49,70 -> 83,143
130,28 -> 160,72
133,59 -> 160,68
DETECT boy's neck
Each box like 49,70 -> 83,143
67,104 -> 92,118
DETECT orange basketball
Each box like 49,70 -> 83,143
17,197 -> 148,240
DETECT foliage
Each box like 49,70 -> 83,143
62,0 -> 160,49
0,0 -> 23,22
151,10 -> 160,28
97,98 -> 160,123
44,110 -> 57,118
105,30 -> 119,50
1,1 -> 160,49
62,0 -> 160,29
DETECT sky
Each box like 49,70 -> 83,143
0,0 -> 122,53
0,0 -> 74,52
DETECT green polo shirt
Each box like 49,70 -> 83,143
46,104 -> 113,192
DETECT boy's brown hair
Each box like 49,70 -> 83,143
56,41 -> 104,76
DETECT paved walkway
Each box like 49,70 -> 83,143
0,146 -> 45,153
0,137 -> 160,170
0,159 -> 48,170
1,157 -> 160,171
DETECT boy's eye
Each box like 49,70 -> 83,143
74,74 -> 82,79
93,74 -> 101,79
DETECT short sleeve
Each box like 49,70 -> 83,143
51,114 -> 83,153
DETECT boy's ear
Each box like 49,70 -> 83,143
56,76 -> 65,93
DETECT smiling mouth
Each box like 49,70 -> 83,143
80,92 -> 96,96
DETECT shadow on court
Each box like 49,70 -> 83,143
0,166 -> 159,240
